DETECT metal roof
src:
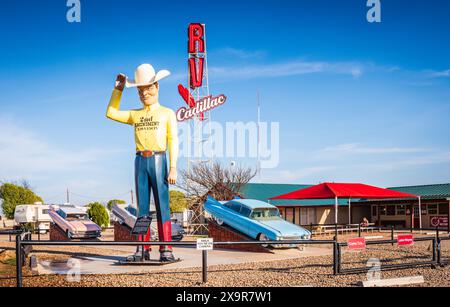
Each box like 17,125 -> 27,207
240,183 -> 350,207
389,183 -> 450,198
240,183 -> 450,207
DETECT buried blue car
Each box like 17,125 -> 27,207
204,197 -> 311,248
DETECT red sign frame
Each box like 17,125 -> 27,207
397,234 -> 414,246
347,237 -> 367,250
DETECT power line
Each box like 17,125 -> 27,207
69,190 -> 131,201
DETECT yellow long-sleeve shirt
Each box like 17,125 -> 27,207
106,89 -> 179,169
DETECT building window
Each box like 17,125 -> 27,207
439,203 -> 449,215
428,204 -> 438,215
421,206 -> 427,215
386,205 -> 396,216
396,205 -> 406,215
380,205 -> 387,216
285,208 -> 294,224
372,206 -> 378,217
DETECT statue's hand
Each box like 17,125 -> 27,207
168,168 -> 177,185
115,74 -> 126,92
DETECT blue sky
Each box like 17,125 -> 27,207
0,0 -> 450,205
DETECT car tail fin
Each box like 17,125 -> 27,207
206,196 -> 218,203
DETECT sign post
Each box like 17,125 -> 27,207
197,238 -> 213,283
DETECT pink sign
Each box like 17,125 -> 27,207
398,234 -> 414,246
347,237 -> 366,250
430,216 -> 449,228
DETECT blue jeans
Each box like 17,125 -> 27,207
135,153 -> 172,252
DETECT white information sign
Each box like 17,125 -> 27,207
197,238 -> 214,251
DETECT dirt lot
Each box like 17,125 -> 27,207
1,230 -> 449,287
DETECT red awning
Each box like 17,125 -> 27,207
270,182 -> 417,200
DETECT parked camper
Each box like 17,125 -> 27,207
14,203 -> 52,233
172,210 -> 193,228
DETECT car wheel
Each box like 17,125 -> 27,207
214,217 -> 224,226
258,233 -> 270,248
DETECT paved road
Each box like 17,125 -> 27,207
37,246 -> 332,275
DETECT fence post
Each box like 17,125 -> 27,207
437,238 -> 442,266
334,224 -> 338,239
358,224 -> 361,237
333,236 -> 338,276
391,226 -> 394,246
436,227 -> 441,266
202,250 -> 208,283
432,238 -> 437,263
16,234 -> 23,288
337,244 -> 342,274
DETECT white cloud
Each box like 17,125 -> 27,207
264,143 -> 450,186
208,59 -> 364,81
319,143 -> 431,156
261,166 -> 338,183
212,47 -> 267,59
0,117 -> 134,205
427,69 -> 450,78
0,117 -> 121,179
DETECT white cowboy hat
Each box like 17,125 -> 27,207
125,64 -> 171,88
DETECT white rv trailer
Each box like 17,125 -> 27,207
14,203 -> 52,233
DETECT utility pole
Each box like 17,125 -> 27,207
257,90 -> 262,182
131,190 -> 134,205
66,188 -> 70,204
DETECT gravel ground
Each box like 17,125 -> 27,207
1,243 -> 450,287
1,231 -> 449,287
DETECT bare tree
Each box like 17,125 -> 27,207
178,161 -> 256,201
20,179 -> 33,191
177,161 -> 256,234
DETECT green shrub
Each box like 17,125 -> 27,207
0,183 -> 43,219
87,202 -> 110,230
170,190 -> 188,213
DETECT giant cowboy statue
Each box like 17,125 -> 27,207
106,64 -> 179,262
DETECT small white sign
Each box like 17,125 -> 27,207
197,238 -> 214,251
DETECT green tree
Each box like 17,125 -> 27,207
170,190 -> 188,213
87,202 -> 110,229
0,183 -> 43,219
107,199 -> 126,211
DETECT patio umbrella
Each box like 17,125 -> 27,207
270,182 -> 417,225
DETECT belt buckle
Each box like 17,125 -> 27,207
141,151 -> 154,158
